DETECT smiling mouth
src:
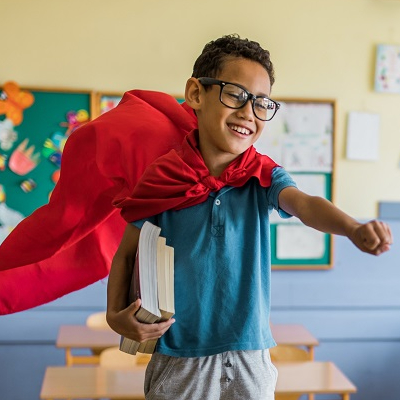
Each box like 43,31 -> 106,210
229,124 -> 252,136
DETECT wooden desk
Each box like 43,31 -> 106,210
40,365 -> 146,400
40,362 -> 356,400
57,323 -> 319,365
271,324 -> 319,359
56,325 -> 120,366
275,361 -> 357,400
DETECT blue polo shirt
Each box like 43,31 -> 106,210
133,166 -> 296,357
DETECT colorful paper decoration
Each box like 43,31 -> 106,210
20,178 -> 37,193
0,184 -> 5,203
8,138 -> 40,175
60,109 -> 89,137
52,170 -> 60,184
42,131 -> 67,168
0,81 -> 35,126
0,154 -> 7,171
0,118 -> 18,151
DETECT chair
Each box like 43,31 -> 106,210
270,345 -> 312,363
270,345 -> 312,400
86,311 -> 109,330
100,346 -> 152,367
99,347 -> 146,400
100,346 -> 139,367
84,311 -> 113,360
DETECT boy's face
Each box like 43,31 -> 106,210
194,58 -> 271,169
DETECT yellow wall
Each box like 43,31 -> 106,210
3,0 -> 400,218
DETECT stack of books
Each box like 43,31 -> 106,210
120,221 -> 175,355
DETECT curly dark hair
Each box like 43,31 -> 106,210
192,34 -> 275,86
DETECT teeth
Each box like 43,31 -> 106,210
230,125 -> 251,135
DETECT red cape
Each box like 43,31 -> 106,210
116,130 -> 278,222
0,90 -> 197,314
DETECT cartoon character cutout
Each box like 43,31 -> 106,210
0,81 -> 34,126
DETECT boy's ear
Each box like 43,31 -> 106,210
185,78 -> 202,111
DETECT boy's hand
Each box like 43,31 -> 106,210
107,299 -> 175,343
348,220 -> 393,255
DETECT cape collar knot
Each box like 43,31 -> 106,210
115,130 -> 279,222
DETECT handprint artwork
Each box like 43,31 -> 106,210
8,138 -> 40,175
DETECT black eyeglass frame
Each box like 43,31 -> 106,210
198,77 -> 280,121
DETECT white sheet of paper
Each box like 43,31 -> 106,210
346,112 -> 380,161
276,224 -> 325,259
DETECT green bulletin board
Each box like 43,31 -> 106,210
0,87 -> 92,221
254,98 -> 336,270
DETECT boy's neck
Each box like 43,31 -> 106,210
196,132 -> 244,177
199,148 -> 239,177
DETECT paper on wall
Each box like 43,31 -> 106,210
346,112 -> 380,161
276,224 -> 325,259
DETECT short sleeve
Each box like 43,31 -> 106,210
267,167 -> 297,219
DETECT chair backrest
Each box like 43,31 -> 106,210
99,346 -> 152,367
270,345 -> 312,362
86,311 -> 109,330
99,346 -> 138,367
271,345 -> 312,400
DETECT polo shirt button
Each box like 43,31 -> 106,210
225,362 -> 232,367
215,199 -> 221,206
225,377 -> 231,382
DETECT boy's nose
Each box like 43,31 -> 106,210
236,100 -> 255,121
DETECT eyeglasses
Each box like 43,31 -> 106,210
198,77 -> 280,121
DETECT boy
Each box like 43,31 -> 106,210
107,34 -> 392,400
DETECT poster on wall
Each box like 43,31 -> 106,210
374,44 -> 400,94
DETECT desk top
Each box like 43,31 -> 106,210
271,324 -> 319,347
275,361 -> 357,395
57,323 -> 319,349
40,361 -> 356,400
56,325 -> 120,349
40,365 -> 146,400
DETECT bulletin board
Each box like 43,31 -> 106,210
254,98 -> 336,270
91,91 -> 123,118
92,92 -> 185,118
0,85 -> 92,232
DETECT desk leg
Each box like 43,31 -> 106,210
307,345 -> 315,360
342,395 -> 350,400
65,348 -> 73,366
307,345 -> 315,400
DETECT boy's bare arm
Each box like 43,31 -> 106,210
278,186 -> 393,256
106,223 -> 174,343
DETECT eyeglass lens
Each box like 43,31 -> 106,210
220,83 -> 277,121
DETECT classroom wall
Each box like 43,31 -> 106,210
3,0 -> 400,218
2,1 -> 400,400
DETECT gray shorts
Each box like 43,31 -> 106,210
144,349 -> 278,400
